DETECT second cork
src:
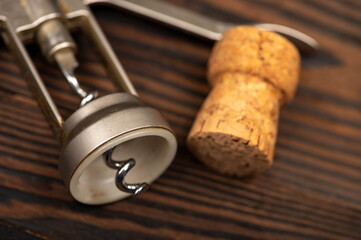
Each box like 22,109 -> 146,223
187,26 -> 300,177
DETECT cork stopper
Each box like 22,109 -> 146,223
187,26 -> 300,177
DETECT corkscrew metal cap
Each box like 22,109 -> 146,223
59,93 -> 177,204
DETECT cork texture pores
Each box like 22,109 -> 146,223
187,26 -> 300,177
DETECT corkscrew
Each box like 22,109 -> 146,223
0,0 -> 177,204
0,0 -> 318,204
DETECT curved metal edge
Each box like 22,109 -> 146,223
83,0 -> 320,54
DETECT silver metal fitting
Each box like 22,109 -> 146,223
37,19 -> 77,61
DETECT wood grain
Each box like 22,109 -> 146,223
0,0 -> 360,239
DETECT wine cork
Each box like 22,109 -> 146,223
187,26 -> 300,177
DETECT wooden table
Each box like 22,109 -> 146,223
0,0 -> 360,239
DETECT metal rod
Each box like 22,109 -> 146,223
55,49 -> 87,98
84,12 -> 138,96
85,0 -> 320,54
54,49 -> 98,106
86,0 -> 223,40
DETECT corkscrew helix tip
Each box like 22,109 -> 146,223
105,147 -> 149,196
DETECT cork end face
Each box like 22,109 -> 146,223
187,132 -> 272,177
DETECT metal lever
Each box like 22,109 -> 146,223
105,147 -> 149,196
84,0 -> 320,54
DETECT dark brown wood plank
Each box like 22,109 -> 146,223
0,0 -> 360,239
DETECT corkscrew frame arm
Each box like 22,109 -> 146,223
0,15 -> 63,136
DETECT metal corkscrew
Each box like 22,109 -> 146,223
0,0 -> 177,204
